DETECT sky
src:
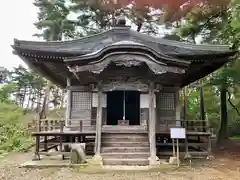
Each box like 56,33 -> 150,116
0,1 -> 202,71
0,1 -> 39,70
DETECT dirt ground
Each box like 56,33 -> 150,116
0,140 -> 239,180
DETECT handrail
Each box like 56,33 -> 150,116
158,119 -> 210,132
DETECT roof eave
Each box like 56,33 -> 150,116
16,55 -> 66,87
64,44 -> 191,68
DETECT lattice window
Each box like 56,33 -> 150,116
71,92 -> 92,110
159,92 -> 175,110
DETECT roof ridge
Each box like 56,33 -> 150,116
130,30 -> 231,52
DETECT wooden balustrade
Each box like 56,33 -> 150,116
158,119 -> 210,133
28,119 -> 97,132
28,118 -> 209,133
28,119 -> 64,132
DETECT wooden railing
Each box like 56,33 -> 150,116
28,119 -> 65,132
67,119 -> 96,132
28,119 -> 97,132
158,119 -> 210,133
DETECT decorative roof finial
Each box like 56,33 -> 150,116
116,12 -> 126,26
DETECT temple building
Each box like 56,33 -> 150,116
12,17 -> 237,166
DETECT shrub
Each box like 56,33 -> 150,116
0,102 -> 33,155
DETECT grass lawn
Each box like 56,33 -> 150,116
230,136 -> 240,140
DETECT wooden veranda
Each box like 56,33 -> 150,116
29,118 -> 212,161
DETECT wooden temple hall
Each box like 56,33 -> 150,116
12,16 -> 237,166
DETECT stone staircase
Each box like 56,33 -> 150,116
101,132 -> 150,166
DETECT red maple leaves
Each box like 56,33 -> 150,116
85,0 -> 230,22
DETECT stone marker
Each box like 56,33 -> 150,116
70,143 -> 87,164
169,156 -> 179,165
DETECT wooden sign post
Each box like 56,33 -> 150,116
170,127 -> 186,167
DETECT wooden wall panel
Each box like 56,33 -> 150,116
70,91 -> 92,126
91,107 -> 106,125
156,91 -> 176,130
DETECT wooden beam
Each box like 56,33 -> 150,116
94,81 -> 103,157
65,77 -> 71,126
148,81 -> 157,165
67,85 -> 91,91
73,71 -> 81,83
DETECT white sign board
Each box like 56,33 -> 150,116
92,93 -> 106,107
140,94 -> 156,108
170,128 -> 186,139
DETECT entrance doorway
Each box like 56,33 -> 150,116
106,91 -> 140,125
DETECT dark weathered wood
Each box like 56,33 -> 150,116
148,81 -> 156,165
59,121 -> 64,155
29,119 -> 65,132
44,136 -> 48,151
70,91 -> 92,122
66,77 -> 71,126
39,151 -> 71,156
37,116 -> 41,132
79,120 -> 83,132
94,81 -> 102,157
118,120 -> 129,125
158,151 -> 209,157
205,117 -> 212,155
175,90 -> 181,126
70,53 -> 185,75
32,131 -> 95,136
183,87 -> 189,155
67,85 -> 91,91
33,136 -> 40,160
101,132 -> 149,166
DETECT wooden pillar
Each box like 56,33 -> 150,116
65,77 -> 71,126
183,86 -> 190,158
148,81 -> 156,165
175,90 -> 181,127
199,83 -> 206,132
94,81 -> 102,157
206,115 -> 212,156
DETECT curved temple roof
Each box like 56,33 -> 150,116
13,25 -> 235,58
11,20 -> 237,87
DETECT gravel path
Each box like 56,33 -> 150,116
0,152 -> 239,180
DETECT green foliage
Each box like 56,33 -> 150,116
230,135 -> 240,140
0,65 -> 64,156
34,0 -> 76,40
175,0 -> 240,139
0,83 -> 18,103
0,102 -> 33,156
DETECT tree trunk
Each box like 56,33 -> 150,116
21,87 -> 27,108
30,91 -> 36,111
39,83 -> 51,119
24,88 -> 32,114
26,88 -> 32,110
217,84 -> 228,145
36,89 -> 42,113
60,89 -> 65,109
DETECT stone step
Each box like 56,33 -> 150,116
102,142 -> 149,147
102,129 -> 147,134
101,147 -> 149,153
102,133 -> 148,138
102,158 -> 149,166
102,137 -> 148,142
102,125 -> 146,130
101,152 -> 150,158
